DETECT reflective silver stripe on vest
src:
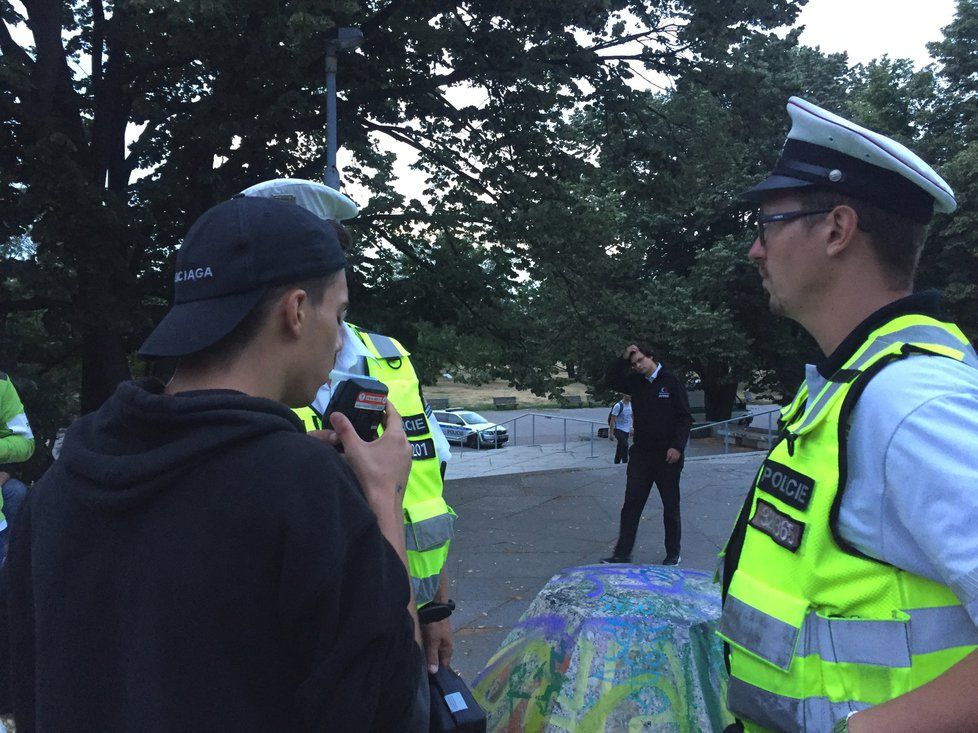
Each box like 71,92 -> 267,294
720,597 -> 799,671
404,512 -> 455,552
802,614 -> 911,667
365,332 -> 404,359
795,325 -> 976,433
413,573 -> 442,607
909,606 -> 978,654
723,599 -> 977,670
6,412 -> 33,439
728,677 -> 869,733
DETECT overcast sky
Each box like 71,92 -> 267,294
796,0 -> 956,67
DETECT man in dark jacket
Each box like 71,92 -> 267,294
603,342 -> 693,565
0,197 -> 423,731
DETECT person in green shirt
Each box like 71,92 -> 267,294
0,371 -> 34,561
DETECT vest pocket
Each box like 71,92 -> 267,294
802,612 -> 911,667
719,571 -> 808,671
404,498 -> 455,552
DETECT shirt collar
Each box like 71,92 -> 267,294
816,290 -> 943,378
334,321 -> 373,374
645,363 -> 662,382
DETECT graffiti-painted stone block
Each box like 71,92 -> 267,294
473,565 -> 733,732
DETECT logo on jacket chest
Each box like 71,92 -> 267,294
758,459 -> 815,511
657,387 -> 670,398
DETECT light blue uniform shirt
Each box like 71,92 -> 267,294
805,356 -> 978,624
313,323 -> 452,463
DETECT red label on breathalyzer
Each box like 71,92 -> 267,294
355,391 -> 387,410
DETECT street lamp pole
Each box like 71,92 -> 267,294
324,26 -> 363,191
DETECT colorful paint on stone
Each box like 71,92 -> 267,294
473,565 -> 733,732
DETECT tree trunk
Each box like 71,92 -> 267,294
79,327 -> 132,414
703,380 -> 738,421
700,359 -> 738,421
75,213 -> 136,414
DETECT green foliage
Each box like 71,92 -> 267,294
3,0 -> 977,429
1,0 -> 807,418
535,32 -> 848,416
916,1 -> 978,344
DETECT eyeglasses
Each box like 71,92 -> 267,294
755,208 -> 834,246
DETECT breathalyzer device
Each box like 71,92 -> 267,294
323,376 -> 389,445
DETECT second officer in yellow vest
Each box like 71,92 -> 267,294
240,178 -> 458,674
720,98 -> 978,732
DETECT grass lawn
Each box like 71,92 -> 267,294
423,378 -> 603,411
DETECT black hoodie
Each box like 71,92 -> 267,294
0,379 -> 420,731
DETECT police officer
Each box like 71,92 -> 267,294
719,97 -> 978,732
240,179 -> 458,676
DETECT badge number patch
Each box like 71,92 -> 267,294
411,438 -> 437,461
758,459 -> 816,511
750,499 -> 805,552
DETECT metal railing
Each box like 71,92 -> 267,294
449,412 -> 606,458
689,406 -> 782,454
448,405 -> 784,459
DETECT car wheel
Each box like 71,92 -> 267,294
465,434 -> 478,448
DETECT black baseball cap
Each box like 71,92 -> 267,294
138,196 -> 347,358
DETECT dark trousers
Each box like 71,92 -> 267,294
613,429 -> 630,464
613,447 -> 683,558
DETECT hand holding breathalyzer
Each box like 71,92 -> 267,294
315,378 -> 411,512
319,384 -> 418,636
323,376 -> 389,446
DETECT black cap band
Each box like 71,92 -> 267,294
772,140 -> 935,223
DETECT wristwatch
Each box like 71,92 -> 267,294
832,711 -> 858,733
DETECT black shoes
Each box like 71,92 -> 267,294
600,554 -> 679,565
600,555 -> 631,564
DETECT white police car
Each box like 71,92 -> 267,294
433,409 -> 509,449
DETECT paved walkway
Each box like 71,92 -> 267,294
443,449 -> 767,681
444,431 -> 763,479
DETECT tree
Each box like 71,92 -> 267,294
1,0 -> 806,429
916,0 -> 978,343
540,33 -> 847,417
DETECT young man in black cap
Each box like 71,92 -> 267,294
719,98 -> 978,732
0,197 -> 424,730
603,342 -> 692,566
240,179 -> 459,679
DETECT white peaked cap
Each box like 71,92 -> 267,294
239,178 -> 360,221
743,97 -> 955,223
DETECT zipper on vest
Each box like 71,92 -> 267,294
785,432 -> 798,456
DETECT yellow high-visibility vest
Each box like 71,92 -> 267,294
294,324 -> 454,607
719,314 -> 978,732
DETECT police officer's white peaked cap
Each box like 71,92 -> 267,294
239,178 -> 360,221
743,96 -> 956,223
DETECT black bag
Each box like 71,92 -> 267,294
428,666 -> 486,733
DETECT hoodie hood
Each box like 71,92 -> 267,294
61,379 -> 304,511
